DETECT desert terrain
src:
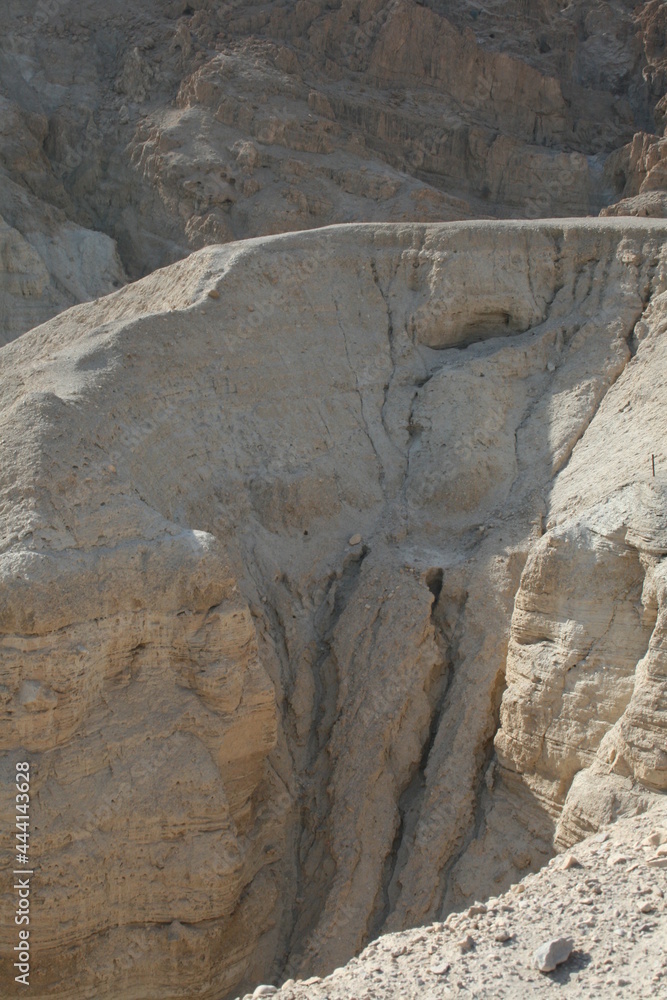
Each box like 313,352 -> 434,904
0,3 -> 666,999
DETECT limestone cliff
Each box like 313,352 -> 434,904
1,1 -> 667,342
0,218 -> 665,998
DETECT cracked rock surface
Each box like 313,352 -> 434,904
2,1 -> 667,343
0,218 -> 666,998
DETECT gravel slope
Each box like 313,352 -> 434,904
247,805 -> 667,999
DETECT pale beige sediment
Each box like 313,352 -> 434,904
0,218 -> 666,998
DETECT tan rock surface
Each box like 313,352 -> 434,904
0,218 -> 666,997
265,806 -> 667,998
0,171 -> 125,347
1,1 -> 667,341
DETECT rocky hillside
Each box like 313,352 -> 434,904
1,0 -> 667,342
1,3 -> 667,997
263,808 -> 667,999
0,218 -> 665,998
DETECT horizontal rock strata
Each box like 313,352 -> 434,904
0,218 -> 665,997
1,1 -> 667,340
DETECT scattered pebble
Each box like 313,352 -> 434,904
533,937 -> 573,973
494,925 -> 512,943
249,810 -> 667,999
641,830 -> 667,848
429,962 -> 450,975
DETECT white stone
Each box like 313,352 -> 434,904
533,938 -> 573,973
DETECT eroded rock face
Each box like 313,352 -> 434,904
0,96 -> 126,345
0,175 -> 126,347
0,1 -> 666,341
0,219 -> 665,998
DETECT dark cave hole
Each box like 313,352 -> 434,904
425,568 -> 444,602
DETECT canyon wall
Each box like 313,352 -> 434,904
0,218 -> 665,998
1,1 -> 667,343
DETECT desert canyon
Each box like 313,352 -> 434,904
0,3 -> 666,999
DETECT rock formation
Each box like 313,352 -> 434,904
2,1 -> 667,342
1,218 -> 665,997
259,807 -> 667,998
1,1 -> 667,996
0,172 -> 125,349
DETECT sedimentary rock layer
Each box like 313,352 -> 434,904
0,170 -> 125,348
0,219 -> 666,998
1,1 -> 667,342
